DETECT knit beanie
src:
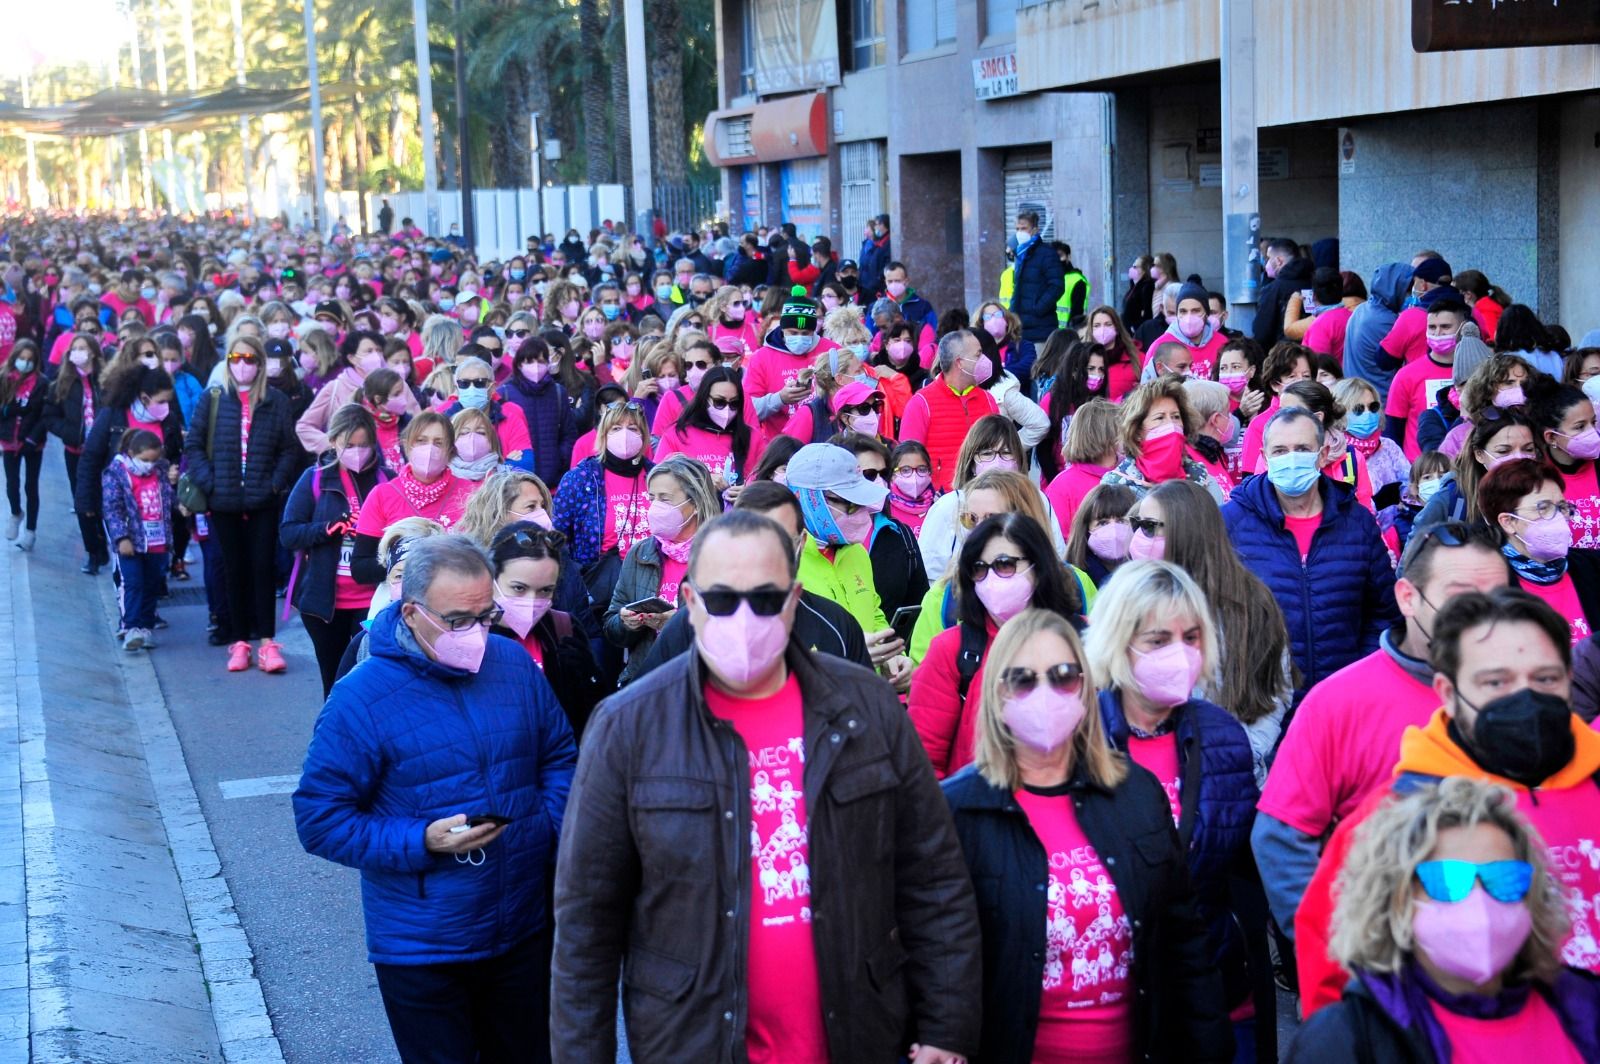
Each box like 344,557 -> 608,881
1452,322 -> 1493,387
780,285 -> 819,331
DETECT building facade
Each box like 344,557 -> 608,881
705,0 -> 1600,334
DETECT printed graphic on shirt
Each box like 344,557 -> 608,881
750,737 -> 812,923
1554,837 -> 1600,971
609,491 -> 648,555
135,478 -> 166,546
1044,846 -> 1134,1005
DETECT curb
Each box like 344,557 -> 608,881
92,576 -> 286,1064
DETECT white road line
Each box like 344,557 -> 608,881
218,775 -> 301,800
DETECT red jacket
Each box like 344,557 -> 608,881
908,621 -> 995,778
899,378 -> 1000,492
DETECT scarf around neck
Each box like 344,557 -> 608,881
398,466 -> 453,514
1502,540 -> 1567,585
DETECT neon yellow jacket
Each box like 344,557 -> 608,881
797,534 -> 888,637
998,266 -> 1015,310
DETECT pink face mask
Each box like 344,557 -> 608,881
606,426 -> 644,460
495,588 -> 552,639
337,445 -> 372,472
850,411 -> 881,437
834,504 -> 877,545
885,281 -> 907,299
456,433 -> 492,463
230,361 -> 259,386
510,507 -> 555,530
1559,426 -> 1600,462
1411,891 -> 1532,987
1494,384 -> 1526,408
648,498 -> 692,541
708,404 -> 737,429
144,400 -> 171,421
1086,373 -> 1105,390
893,469 -> 931,499
1091,324 -> 1117,347
357,350 -> 385,375
968,354 -> 994,386
1178,314 -> 1205,340
266,321 -> 291,339
299,352 -> 319,374
583,321 -> 605,341
1426,335 -> 1458,358
1003,685 -> 1085,753
1087,522 -> 1132,561
1130,642 -> 1203,707
1518,514 -> 1573,561
561,300 -> 580,320
686,365 -> 708,392
411,607 -> 489,672
983,315 -> 1007,339
1219,371 -> 1250,395
887,339 -> 914,365
408,443 -> 447,479
520,361 -> 550,384
974,565 -> 1035,624
694,599 -> 791,686
1128,529 -> 1165,561
384,394 -> 409,415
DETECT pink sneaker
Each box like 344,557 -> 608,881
258,641 -> 287,674
226,641 -> 252,672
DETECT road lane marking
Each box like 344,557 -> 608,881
219,774 -> 301,800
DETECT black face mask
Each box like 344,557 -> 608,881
1450,686 -> 1575,788
839,276 -> 858,290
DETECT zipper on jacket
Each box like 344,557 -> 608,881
453,685 -> 507,940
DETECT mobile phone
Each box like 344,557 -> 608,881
890,605 -> 922,631
468,814 -> 513,828
641,368 -> 654,380
625,596 -> 675,614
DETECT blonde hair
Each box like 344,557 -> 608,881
623,339 -> 682,396
1332,376 -> 1381,434
1063,398 -> 1122,465
224,335 -> 270,408
1119,376 -> 1199,458
821,304 -> 870,347
454,468 -> 552,546
973,609 -> 1128,792
377,516 -> 445,566
649,454 -> 721,530
1084,560 -> 1219,699
301,327 -> 340,377
420,315 -> 462,369
1331,777 -> 1568,986
593,401 -> 650,457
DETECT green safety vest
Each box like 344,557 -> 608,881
1057,270 -> 1089,328
998,265 -> 1014,310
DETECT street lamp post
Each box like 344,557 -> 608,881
451,0 -> 475,252
303,0 -> 328,233
413,0 -> 440,235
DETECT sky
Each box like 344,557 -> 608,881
0,0 -> 128,83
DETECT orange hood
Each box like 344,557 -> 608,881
1394,708 -> 1600,792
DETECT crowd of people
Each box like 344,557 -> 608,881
2,207 -> 1599,1062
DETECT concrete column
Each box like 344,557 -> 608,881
1219,0 -> 1260,326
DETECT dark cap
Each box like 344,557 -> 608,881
313,300 -> 344,320
838,259 -> 859,272
1414,257 -> 1453,284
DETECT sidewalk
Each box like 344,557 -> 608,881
0,453 -> 282,1062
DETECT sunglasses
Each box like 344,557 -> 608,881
457,379 -> 492,390
690,583 -> 792,617
227,351 -> 259,364
840,398 -> 885,418
507,328 -> 533,338
827,496 -> 863,516
1000,662 -> 1084,698
685,358 -> 716,370
1415,859 -> 1533,904
970,555 -> 1031,581
1347,400 -> 1381,415
1130,517 -> 1165,536
859,468 -> 885,482
958,510 -> 999,530
707,395 -> 738,411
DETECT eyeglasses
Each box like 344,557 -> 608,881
859,468 -> 885,482
894,465 -> 930,477
970,555 -> 1032,581
1415,859 -> 1533,904
227,351 -> 259,364
974,448 -> 1010,463
411,600 -> 504,632
1130,517 -> 1166,536
457,379 -> 492,390
1517,500 -> 1576,521
689,583 -> 792,617
839,397 -> 885,418
999,662 -> 1084,698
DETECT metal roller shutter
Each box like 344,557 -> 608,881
1003,148 -> 1055,242
840,140 -> 886,249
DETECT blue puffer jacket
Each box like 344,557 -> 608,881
293,602 -> 577,965
497,374 -> 577,489
551,456 -> 607,569
1098,689 -> 1256,977
1222,474 -> 1399,694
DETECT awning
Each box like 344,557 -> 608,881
0,84 -> 358,138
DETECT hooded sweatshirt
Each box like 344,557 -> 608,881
1296,708 -> 1600,1015
1344,263 -> 1415,401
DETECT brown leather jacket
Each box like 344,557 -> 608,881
551,642 -> 982,1063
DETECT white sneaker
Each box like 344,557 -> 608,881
4,514 -> 17,541
137,627 -> 156,649
16,530 -> 34,552
122,629 -> 145,652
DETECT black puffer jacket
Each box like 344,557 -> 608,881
42,373 -> 100,450
74,403 -> 185,515
183,386 -> 298,512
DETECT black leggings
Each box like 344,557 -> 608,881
64,449 -> 108,564
209,508 -> 279,643
3,447 -> 41,530
302,608 -> 367,697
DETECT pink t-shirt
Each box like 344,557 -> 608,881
1429,992 -> 1585,1064
354,472 -> 477,534
1014,788 -> 1134,1063
1380,305 -> 1429,365
1284,512 -> 1321,560
657,553 -> 687,604
601,469 -> 649,555
744,341 -> 835,436
1303,305 -> 1353,363
1514,781 -> 1600,973
334,468 -> 372,610
1565,461 -> 1600,551
1258,648 -> 1441,835
130,470 -> 167,553
704,674 -> 827,1064
1105,355 -> 1140,404
1045,463 -> 1115,539
1238,397 -> 1279,476
655,422 -> 737,479
1523,574 -> 1592,646
1127,732 -> 1182,826
1385,355 -> 1456,459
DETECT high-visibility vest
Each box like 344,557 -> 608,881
998,265 -> 1015,310
1057,270 -> 1089,328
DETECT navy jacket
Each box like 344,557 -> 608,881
942,764 -> 1232,1063
1011,238 -> 1066,343
1098,690 -> 1258,999
279,462 -> 388,623
294,602 -> 577,964
182,386 -> 299,512
1223,474 -> 1399,693
74,402 -> 185,515
497,374 -> 578,489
